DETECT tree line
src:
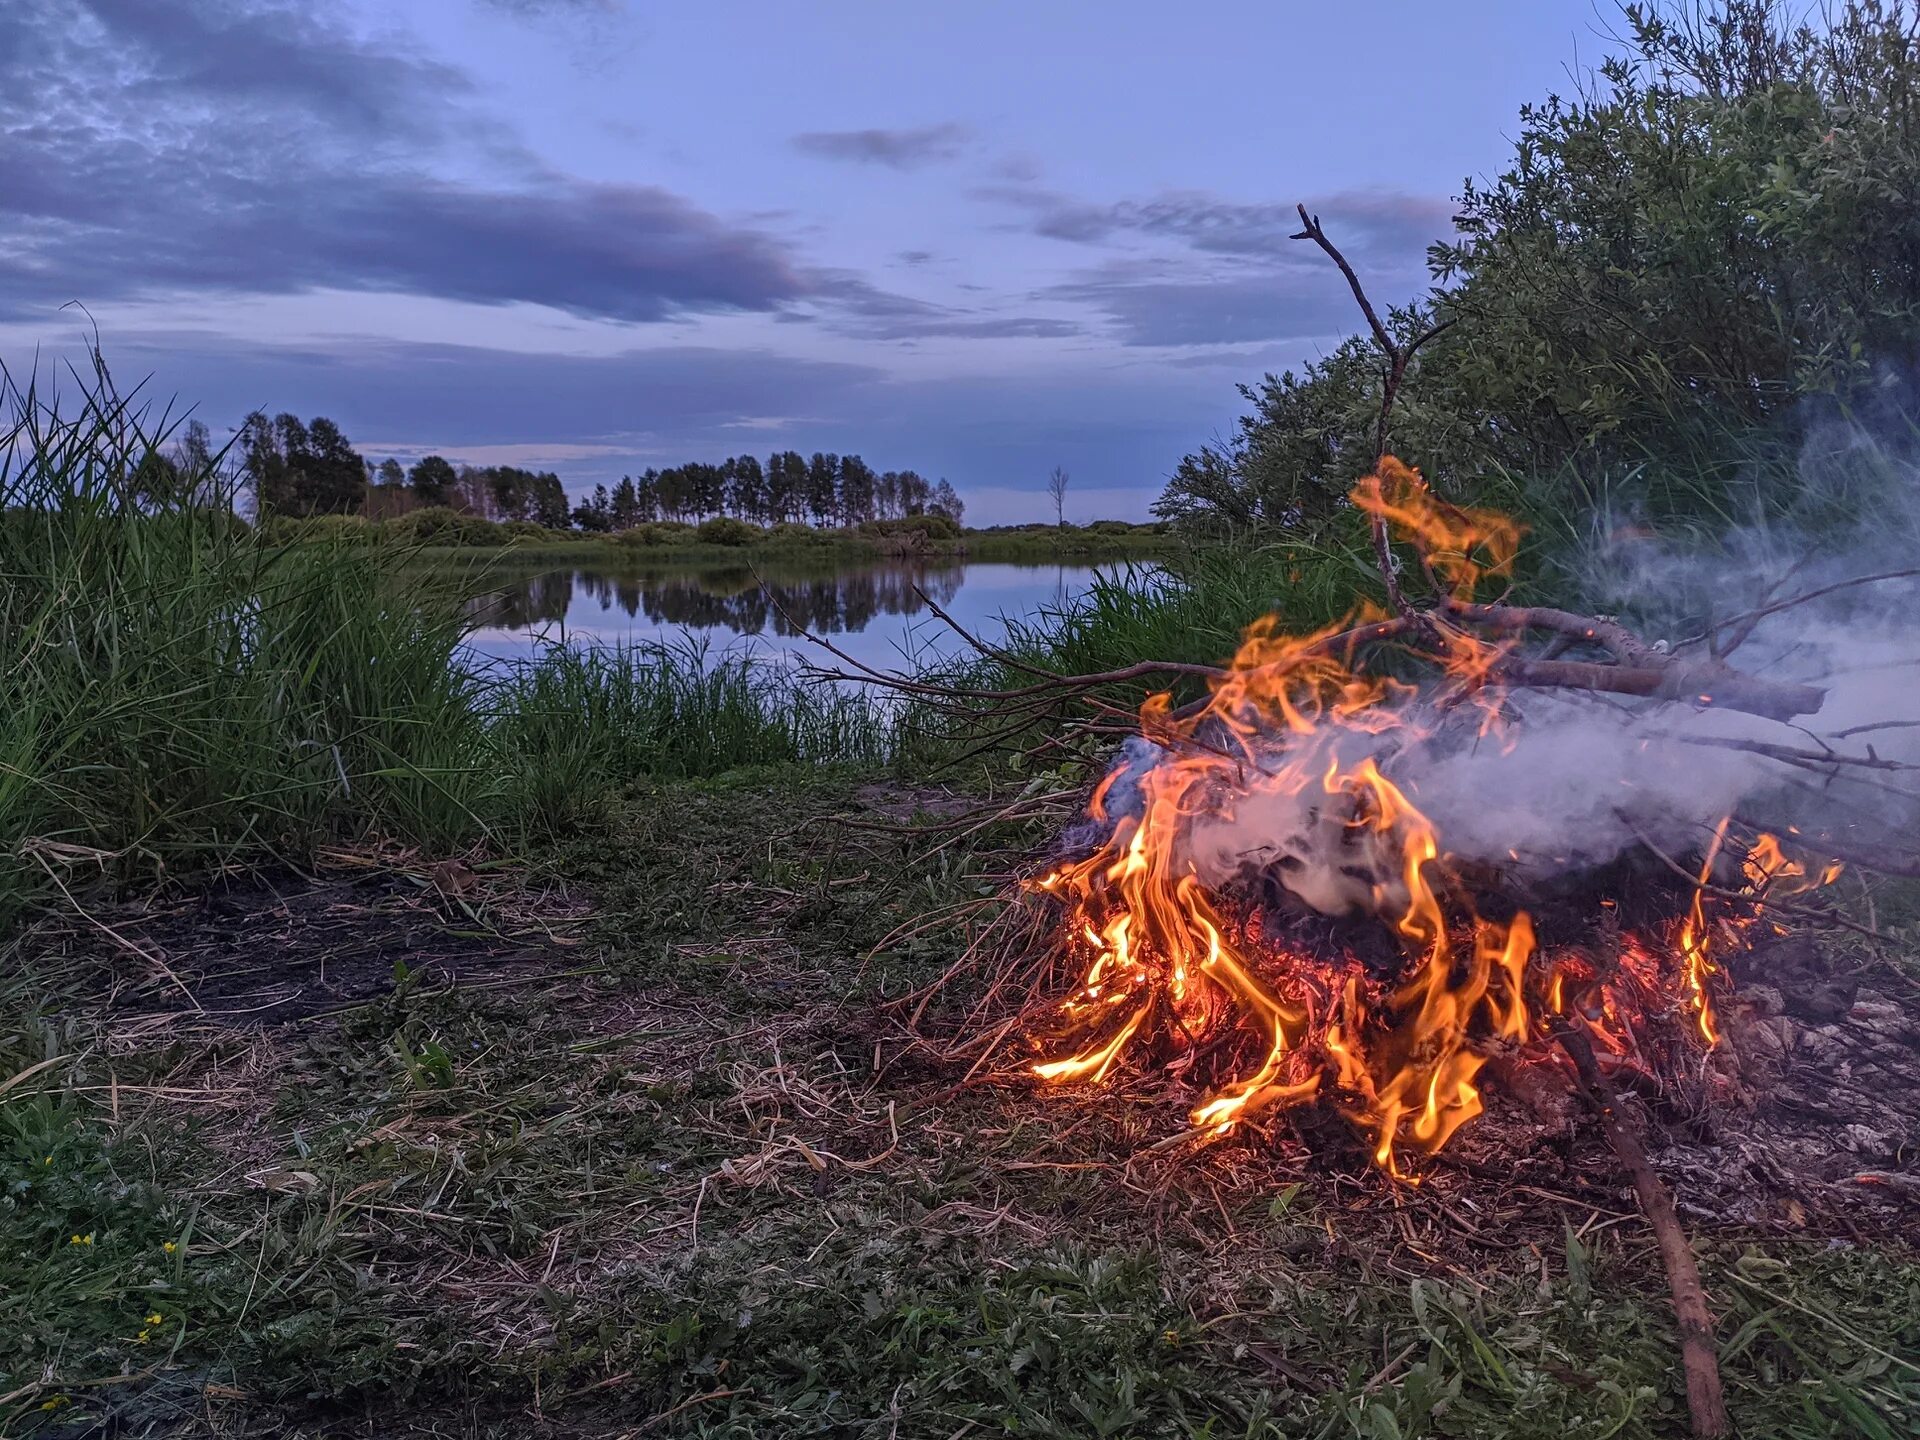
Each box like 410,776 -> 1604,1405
570,454 -> 962,531
227,410 -> 964,529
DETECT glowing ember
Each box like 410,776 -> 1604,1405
1024,459 -> 1841,1173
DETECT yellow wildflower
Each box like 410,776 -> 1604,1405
162,1241 -> 177,1254
145,1312 -> 163,1326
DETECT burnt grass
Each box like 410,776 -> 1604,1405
4,769 -> 1919,1439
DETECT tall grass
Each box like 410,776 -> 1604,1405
0,361 -> 892,922
0,364 -> 495,920
491,640 -> 889,834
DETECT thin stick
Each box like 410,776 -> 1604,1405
1557,1026 -> 1729,1438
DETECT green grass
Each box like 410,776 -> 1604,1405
490,639 -> 890,835
3,774 -> 1914,1438
0,367 -> 495,920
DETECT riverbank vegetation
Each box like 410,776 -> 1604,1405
7,4 -> 1920,1436
264,507 -> 1171,564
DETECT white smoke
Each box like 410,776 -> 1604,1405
1094,407 -> 1920,916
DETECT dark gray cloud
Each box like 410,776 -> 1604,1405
791,123 -> 971,169
987,185 -> 1453,263
0,1 -> 806,323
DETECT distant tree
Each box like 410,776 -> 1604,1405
130,447 -> 184,507
875,470 -> 901,520
486,466 -> 530,521
408,454 -> 458,508
610,474 -> 641,529
655,466 -> 690,521
240,412 -> 364,515
1046,464 -> 1070,526
301,418 -> 368,515
807,452 -> 840,526
633,469 -> 661,522
452,465 -> 491,516
573,483 -> 614,532
530,471 -> 569,528
895,469 -> 932,516
836,454 -> 876,524
727,454 -> 766,521
766,451 -> 806,523
376,457 -> 405,489
930,479 -> 965,526
175,419 -> 215,480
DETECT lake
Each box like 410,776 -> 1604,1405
460,558 -> 1107,673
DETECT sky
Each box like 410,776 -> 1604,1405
0,0 -> 1610,522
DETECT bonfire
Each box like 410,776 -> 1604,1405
796,208 -> 1920,1439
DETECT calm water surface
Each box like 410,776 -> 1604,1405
462,559 -> 1103,672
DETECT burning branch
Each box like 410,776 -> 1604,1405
1291,202 -> 1456,616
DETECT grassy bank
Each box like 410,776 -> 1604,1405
277,508 -> 1173,566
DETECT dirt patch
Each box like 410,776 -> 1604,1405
29,852 -> 589,1026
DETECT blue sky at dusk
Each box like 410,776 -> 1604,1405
1,0 -> 1606,521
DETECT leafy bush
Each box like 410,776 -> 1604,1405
386,506 -> 507,547
858,514 -> 963,542
694,516 -> 764,547
611,521 -> 690,548
500,519 -> 554,543
766,521 -> 835,545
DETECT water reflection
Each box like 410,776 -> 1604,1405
469,562 -> 966,637
460,558 -> 1095,669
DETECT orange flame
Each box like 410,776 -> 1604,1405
1023,458 -> 1840,1173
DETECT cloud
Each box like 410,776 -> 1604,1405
989,185 -> 1453,263
791,123 -> 971,169
0,1 -> 804,323
971,184 -> 1451,349
795,271 -> 1084,341
478,0 -> 620,13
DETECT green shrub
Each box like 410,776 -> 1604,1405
858,514 -> 963,542
387,506 -> 506,547
500,519 -> 552,543
695,516 -> 764,547
612,521 -> 696,549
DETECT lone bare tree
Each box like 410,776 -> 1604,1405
1046,464 -> 1070,526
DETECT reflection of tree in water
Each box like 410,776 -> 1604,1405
464,570 -> 576,629
480,562 -> 966,636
